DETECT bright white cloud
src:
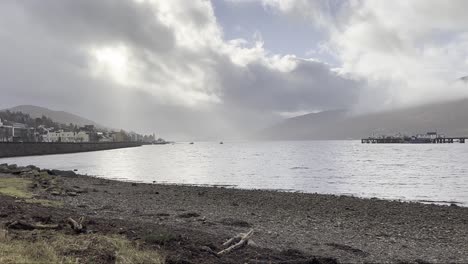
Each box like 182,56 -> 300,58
266,0 -> 468,111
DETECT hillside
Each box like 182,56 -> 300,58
4,105 -> 104,129
258,99 -> 468,140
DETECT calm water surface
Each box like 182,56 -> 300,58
2,141 -> 467,206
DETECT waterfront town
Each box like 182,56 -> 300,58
0,111 -> 161,144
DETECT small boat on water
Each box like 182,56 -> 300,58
219,141 -> 224,144
189,142 -> 194,145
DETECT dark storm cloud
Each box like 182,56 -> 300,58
0,0 -> 362,139
10,0 -> 175,51
219,58 -> 360,112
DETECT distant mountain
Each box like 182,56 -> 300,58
258,99 -> 468,140
4,105 -> 105,129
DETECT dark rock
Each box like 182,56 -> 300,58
178,212 -> 200,218
7,164 -> 17,170
19,167 -> 32,173
0,165 -> 10,173
50,170 -> 77,177
155,213 -> 171,217
26,165 -> 40,171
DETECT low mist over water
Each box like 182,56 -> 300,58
3,141 -> 467,206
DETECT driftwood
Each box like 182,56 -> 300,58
217,229 -> 254,256
7,220 -> 59,230
67,216 -> 85,233
200,246 -> 219,257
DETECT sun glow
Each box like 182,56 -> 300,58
91,45 -> 131,85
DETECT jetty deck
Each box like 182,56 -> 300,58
362,137 -> 467,144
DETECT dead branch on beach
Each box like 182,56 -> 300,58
217,229 -> 254,256
7,220 -> 59,230
67,216 -> 85,233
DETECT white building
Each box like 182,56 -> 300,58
44,131 -> 90,143
75,131 -> 90,142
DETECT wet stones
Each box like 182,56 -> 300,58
0,163 -> 42,176
7,164 -> 17,170
48,170 -> 77,177
0,164 -> 10,173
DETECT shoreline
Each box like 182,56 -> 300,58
50,173 -> 468,209
75,176 -> 468,208
1,163 -> 468,263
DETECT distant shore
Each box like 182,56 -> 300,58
1,164 -> 467,263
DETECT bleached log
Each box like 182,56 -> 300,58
222,234 -> 243,247
218,229 -> 254,256
67,216 -> 85,233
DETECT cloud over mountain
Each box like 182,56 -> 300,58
0,0 -> 361,139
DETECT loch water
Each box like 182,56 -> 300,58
2,141 -> 467,206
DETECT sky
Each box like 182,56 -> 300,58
1,0 -> 468,139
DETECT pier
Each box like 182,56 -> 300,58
362,137 -> 467,144
361,132 -> 468,144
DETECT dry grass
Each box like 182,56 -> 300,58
0,177 -> 62,207
0,177 -> 33,199
0,229 -> 164,264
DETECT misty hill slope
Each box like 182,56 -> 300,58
4,105 -> 104,128
259,99 -> 468,140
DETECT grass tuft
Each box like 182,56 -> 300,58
0,176 -> 62,207
0,230 -> 163,264
0,177 -> 33,199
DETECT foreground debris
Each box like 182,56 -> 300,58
0,164 -> 339,264
1,162 -> 468,263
